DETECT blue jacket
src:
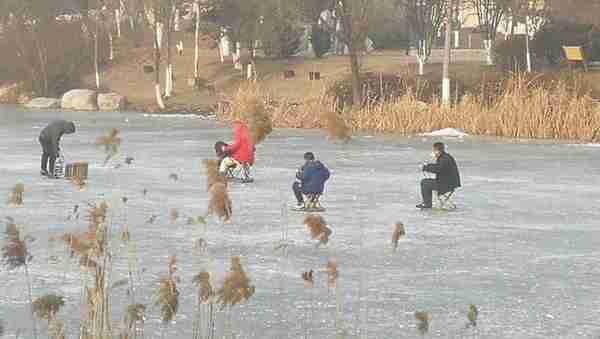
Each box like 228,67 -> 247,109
299,160 -> 330,194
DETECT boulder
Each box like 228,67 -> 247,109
25,97 -> 61,109
61,89 -> 98,110
98,93 -> 127,111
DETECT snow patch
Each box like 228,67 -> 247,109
420,128 -> 468,138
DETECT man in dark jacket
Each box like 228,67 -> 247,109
417,142 -> 461,209
293,152 -> 330,208
39,120 -> 76,177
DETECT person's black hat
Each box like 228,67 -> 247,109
304,152 -> 315,161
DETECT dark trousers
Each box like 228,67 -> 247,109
39,136 -> 57,174
292,182 -> 304,204
420,178 -> 439,207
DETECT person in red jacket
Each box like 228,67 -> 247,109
218,121 -> 255,175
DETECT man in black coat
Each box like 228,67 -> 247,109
39,120 -> 76,177
417,142 -> 461,209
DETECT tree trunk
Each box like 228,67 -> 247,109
115,9 -> 121,38
154,25 -> 165,110
484,39 -> 494,65
94,20 -> 100,89
165,8 -> 173,98
525,16 -> 532,73
194,0 -> 200,79
442,5 -> 452,107
349,49 -> 361,106
109,31 -> 114,61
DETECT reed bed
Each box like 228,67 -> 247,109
304,215 -> 332,246
235,74 -> 600,142
217,82 -> 273,145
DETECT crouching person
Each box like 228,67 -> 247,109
293,152 -> 330,210
39,120 -> 76,178
218,121 -> 255,182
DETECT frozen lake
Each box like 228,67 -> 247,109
1,105 -> 600,338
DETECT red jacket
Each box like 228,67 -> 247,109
225,122 -> 255,164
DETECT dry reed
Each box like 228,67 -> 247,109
266,74 -> 600,142
325,109 -> 351,143
193,271 -> 214,303
97,128 -> 122,164
415,311 -> 430,336
326,261 -> 338,288
203,159 -> 227,191
467,304 -> 478,328
216,256 -> 255,310
392,222 -> 406,250
218,82 -> 272,144
32,294 -> 65,321
69,175 -> 86,190
302,270 -> 314,288
207,182 -> 232,222
48,319 -> 65,339
169,208 -> 179,223
155,256 -> 179,324
304,215 -> 332,246
7,182 -> 25,206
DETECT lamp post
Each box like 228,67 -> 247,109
442,0 -> 452,106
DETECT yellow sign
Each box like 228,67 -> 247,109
563,46 -> 585,62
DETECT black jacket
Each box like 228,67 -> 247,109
423,152 -> 461,194
40,120 -> 76,145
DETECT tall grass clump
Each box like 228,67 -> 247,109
154,256 -> 179,330
33,294 -> 66,339
2,217 -> 37,339
97,128 -> 122,165
207,182 -> 232,222
219,82 -> 273,144
202,159 -> 227,191
192,271 -> 216,339
392,222 -> 405,251
7,183 -> 25,206
304,215 -> 332,246
216,256 -> 255,310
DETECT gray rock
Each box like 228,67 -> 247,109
25,97 -> 61,109
98,93 -> 127,111
61,89 -> 98,110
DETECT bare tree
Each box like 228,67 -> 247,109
334,0 -> 371,106
146,0 -> 168,109
398,0 -> 447,75
468,0 -> 511,65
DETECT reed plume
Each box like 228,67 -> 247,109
415,311 -> 430,336
326,261 -> 338,287
203,159 -> 227,191
32,294 -> 65,321
155,256 -> 180,324
392,222 -> 406,250
302,270 -> 314,288
219,82 -> 273,144
304,215 -> 332,245
467,304 -> 478,328
208,182 -> 232,222
216,256 -> 255,309
7,182 -> 25,206
97,128 -> 121,165
325,109 -> 351,143
169,209 -> 179,223
193,271 -> 214,303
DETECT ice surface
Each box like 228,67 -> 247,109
420,128 -> 469,138
2,105 -> 600,338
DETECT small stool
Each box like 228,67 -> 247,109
65,162 -> 89,180
304,193 -> 323,210
436,190 -> 456,210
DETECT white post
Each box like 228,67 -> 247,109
418,58 -> 425,76
247,63 -> 253,80
484,39 -> 493,65
194,1 -> 200,78
115,9 -> 121,38
525,16 -> 532,73
442,5 -> 452,107
155,83 -> 165,109
109,32 -> 114,60
156,22 -> 163,49
174,8 -> 180,32
454,30 -> 460,49
234,42 -> 242,70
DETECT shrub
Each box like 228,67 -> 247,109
495,36 -> 528,72
532,20 -> 593,65
311,24 -> 331,58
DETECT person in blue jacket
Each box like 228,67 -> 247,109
293,152 -> 330,208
